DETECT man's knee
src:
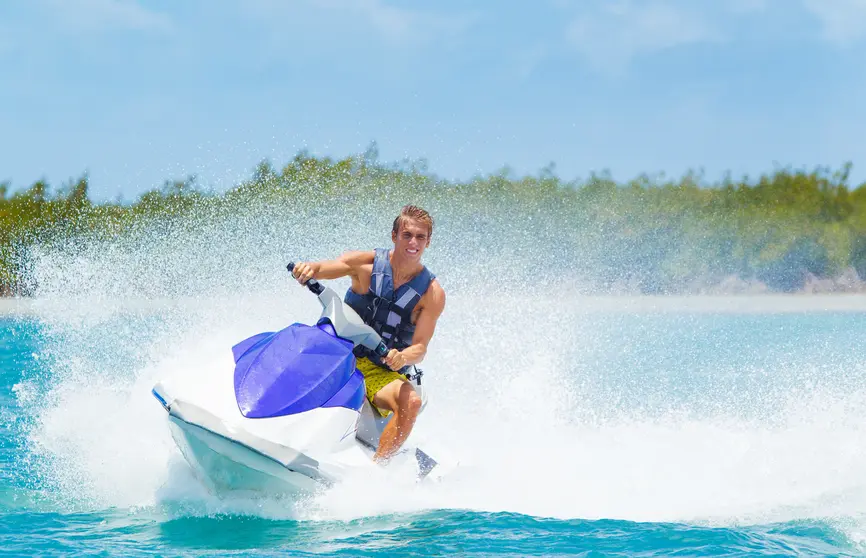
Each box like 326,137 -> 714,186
374,380 -> 421,417
397,387 -> 422,417
373,379 -> 405,413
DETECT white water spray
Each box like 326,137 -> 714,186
13,200 -> 866,533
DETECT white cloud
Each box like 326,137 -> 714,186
803,0 -> 866,46
566,1 -> 719,72
726,0 -> 770,14
323,0 -> 428,42
245,0 -> 474,46
334,0 -> 475,44
41,0 -> 173,33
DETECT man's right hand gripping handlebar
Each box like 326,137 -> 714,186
288,261 -> 316,285
286,262 -> 324,295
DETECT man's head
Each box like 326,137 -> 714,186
391,205 -> 433,262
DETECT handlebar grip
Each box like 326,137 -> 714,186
374,342 -> 389,358
286,262 -> 324,295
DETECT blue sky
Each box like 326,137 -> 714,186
1,0 -> 865,200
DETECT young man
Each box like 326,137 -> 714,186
291,205 -> 446,462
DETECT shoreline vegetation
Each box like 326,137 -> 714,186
2,148 -> 866,296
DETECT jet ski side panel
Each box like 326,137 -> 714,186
157,380 -> 369,483
168,395 -> 325,479
167,418 -> 321,495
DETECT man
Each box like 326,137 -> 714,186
291,205 -> 446,463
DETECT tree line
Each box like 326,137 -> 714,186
2,150 -> 865,295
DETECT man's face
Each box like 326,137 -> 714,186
392,218 -> 431,262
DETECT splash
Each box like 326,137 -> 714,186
11,195 -> 866,536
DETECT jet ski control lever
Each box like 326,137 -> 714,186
286,262 -> 324,295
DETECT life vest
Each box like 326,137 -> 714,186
344,248 -> 436,368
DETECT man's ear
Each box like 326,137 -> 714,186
392,229 -> 397,243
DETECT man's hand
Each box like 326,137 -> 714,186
292,262 -> 317,285
382,349 -> 407,371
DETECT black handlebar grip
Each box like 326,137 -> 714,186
286,262 -> 324,295
374,342 -> 389,358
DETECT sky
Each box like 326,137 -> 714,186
1,0 -> 865,200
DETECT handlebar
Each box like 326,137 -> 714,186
286,262 -> 324,295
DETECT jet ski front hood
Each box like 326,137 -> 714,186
232,322 -> 357,419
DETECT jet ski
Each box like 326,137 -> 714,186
151,263 -> 450,496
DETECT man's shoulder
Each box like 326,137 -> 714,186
424,278 -> 446,306
428,276 -> 444,291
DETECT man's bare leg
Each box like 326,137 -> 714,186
372,379 -> 422,463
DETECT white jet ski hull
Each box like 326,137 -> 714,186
154,378 -> 438,496
167,417 -> 321,495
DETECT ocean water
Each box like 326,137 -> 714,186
3,300 -> 866,557
2,205 -> 866,556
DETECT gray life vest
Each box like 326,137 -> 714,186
344,248 -> 436,367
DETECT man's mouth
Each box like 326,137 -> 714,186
406,248 -> 418,255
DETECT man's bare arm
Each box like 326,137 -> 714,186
384,280 -> 446,368
292,251 -> 374,283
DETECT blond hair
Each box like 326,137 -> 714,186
392,205 -> 433,237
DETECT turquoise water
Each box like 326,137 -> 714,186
3,303 -> 866,557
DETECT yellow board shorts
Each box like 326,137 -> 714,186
356,357 -> 405,417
